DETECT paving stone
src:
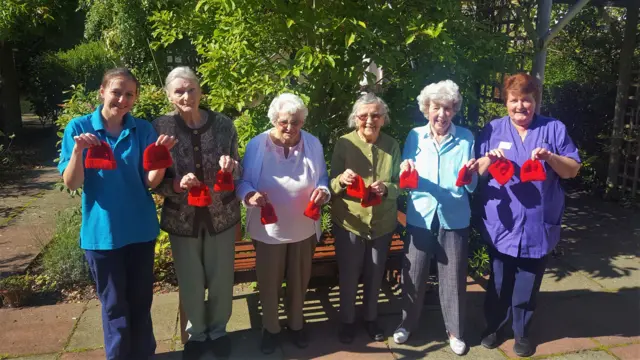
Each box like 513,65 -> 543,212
540,350 -> 618,360
226,294 -> 257,333
388,308 -> 505,360
152,292 -> 179,342
152,340 -> 180,360
572,256 -> 640,291
10,354 -> 57,360
610,343 -> 640,360
60,349 -> 105,360
66,300 -> 103,351
567,288 -> 640,346
280,317 -> 393,360
228,329 -> 283,360
541,258 -> 603,294
0,302 -> 84,357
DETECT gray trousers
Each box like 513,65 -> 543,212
334,225 -> 392,324
399,223 -> 469,338
254,235 -> 316,334
170,225 -> 236,342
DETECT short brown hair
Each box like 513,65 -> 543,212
101,68 -> 140,94
502,73 -> 541,105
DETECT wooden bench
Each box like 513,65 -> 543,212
179,211 -> 407,343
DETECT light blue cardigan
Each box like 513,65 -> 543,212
236,129 -> 330,241
403,124 -> 477,230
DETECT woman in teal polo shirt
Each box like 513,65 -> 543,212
393,80 -> 478,356
58,68 -> 176,360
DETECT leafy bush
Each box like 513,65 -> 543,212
27,42 -> 116,123
154,230 -> 176,283
0,275 -> 33,292
40,206 -> 92,287
131,85 -> 173,121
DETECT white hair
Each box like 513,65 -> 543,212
267,93 -> 308,125
347,93 -> 390,128
164,66 -> 200,94
417,80 -> 462,114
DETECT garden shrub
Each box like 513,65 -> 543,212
27,41 -> 116,123
41,206 -> 92,287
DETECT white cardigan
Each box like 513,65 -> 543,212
236,129 -> 330,241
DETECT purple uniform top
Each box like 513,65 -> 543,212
475,115 -> 581,258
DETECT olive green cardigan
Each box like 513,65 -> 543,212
330,130 -> 401,239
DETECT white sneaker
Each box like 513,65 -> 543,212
449,335 -> 467,355
393,328 -> 410,344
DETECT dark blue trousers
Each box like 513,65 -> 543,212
483,247 -> 548,340
85,240 -> 156,360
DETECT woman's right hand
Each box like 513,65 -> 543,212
174,173 -> 200,192
485,148 -> 506,163
339,169 -> 358,186
400,159 -> 416,172
245,191 -> 269,207
72,133 -> 101,152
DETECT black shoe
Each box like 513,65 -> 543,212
183,340 -> 206,360
338,322 -> 356,344
481,332 -> 499,349
288,327 -> 309,349
260,330 -> 279,355
365,320 -> 385,342
210,335 -> 231,358
513,337 -> 535,357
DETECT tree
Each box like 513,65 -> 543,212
150,0 -> 517,150
81,0 -> 174,85
0,0 -> 68,134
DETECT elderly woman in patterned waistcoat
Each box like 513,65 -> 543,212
152,66 -> 241,360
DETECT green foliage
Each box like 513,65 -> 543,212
27,42 -> 115,123
81,0 -> 171,83
468,228 -> 489,276
55,85 -> 101,141
40,206 -> 92,287
0,274 -> 33,292
0,0 -> 56,41
154,230 -> 175,283
131,85 -> 173,121
150,0 -> 516,154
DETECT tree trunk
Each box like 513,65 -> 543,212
531,0 -> 552,114
605,5 -> 639,199
0,41 -> 22,135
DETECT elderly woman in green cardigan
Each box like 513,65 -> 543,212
330,92 -> 401,344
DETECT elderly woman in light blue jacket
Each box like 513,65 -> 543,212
393,80 -> 479,356
236,93 -> 330,355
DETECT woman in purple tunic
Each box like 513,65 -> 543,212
474,73 -> 581,357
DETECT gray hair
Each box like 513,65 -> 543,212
347,93 -> 390,128
417,80 -> 462,114
267,93 -> 308,125
164,66 -> 200,94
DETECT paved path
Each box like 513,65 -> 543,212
0,194 -> 638,360
0,166 -> 79,277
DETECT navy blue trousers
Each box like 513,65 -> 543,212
483,247 -> 548,340
85,240 -> 156,360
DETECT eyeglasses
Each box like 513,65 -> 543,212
276,119 -> 303,128
356,113 -> 384,121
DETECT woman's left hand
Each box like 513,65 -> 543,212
156,135 -> 178,150
310,188 -> 329,205
531,147 -> 554,161
219,155 -> 237,172
370,180 -> 387,196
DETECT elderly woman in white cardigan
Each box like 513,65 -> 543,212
236,93 -> 330,355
